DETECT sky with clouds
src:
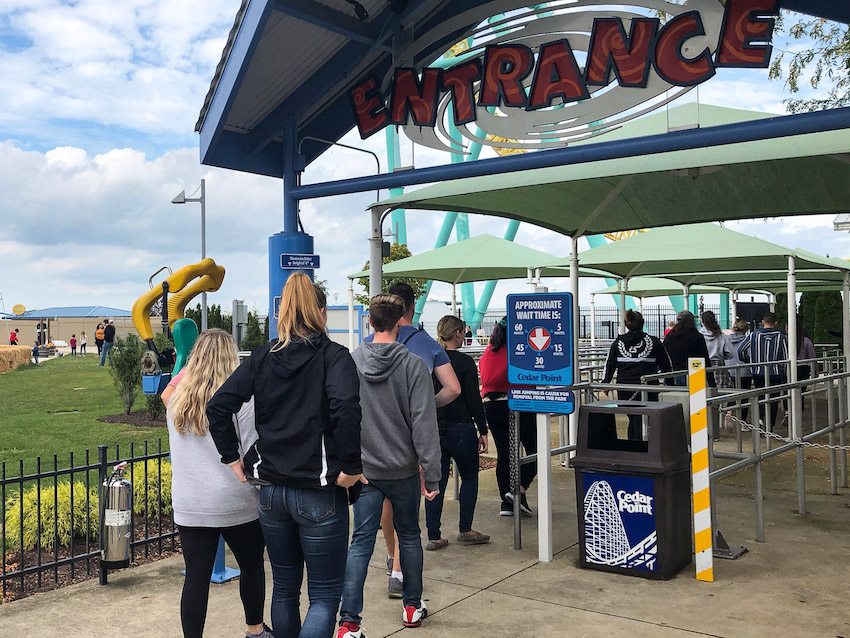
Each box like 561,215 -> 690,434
0,1 -> 847,319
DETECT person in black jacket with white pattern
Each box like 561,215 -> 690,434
602,310 -> 672,439
207,273 -> 364,638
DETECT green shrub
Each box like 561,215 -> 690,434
131,460 -> 172,518
4,481 -> 99,551
109,334 -> 147,415
814,291 -> 843,345
3,460 -> 173,552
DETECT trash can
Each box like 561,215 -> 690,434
570,401 -> 691,580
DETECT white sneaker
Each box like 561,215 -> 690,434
403,603 -> 428,628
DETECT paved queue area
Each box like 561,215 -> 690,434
2,433 -> 849,638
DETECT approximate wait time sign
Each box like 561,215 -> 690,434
507,292 -> 575,415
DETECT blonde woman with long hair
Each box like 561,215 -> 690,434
166,329 -> 270,638
208,273 -> 363,638
423,315 -> 490,551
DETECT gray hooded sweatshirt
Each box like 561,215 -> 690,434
352,340 -> 441,491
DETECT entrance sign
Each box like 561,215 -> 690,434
280,254 -> 320,269
509,388 -> 575,415
350,0 -> 777,140
507,292 -> 573,385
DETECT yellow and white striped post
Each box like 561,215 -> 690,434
688,357 -> 713,582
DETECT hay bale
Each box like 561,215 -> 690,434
0,345 -> 33,373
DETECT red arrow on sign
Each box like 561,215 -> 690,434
528,327 -> 551,351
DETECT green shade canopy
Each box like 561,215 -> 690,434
373,106 -> 850,237
591,277 -> 758,299
545,223 -> 847,279
348,233 -> 606,284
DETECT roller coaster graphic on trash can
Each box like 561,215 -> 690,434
582,473 -> 658,572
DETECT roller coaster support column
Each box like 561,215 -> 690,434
270,118 -> 314,340
385,127 -> 407,245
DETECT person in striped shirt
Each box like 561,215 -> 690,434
737,312 -> 788,427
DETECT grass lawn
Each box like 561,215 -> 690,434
0,355 -> 168,477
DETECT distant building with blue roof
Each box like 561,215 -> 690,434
4,306 -> 136,348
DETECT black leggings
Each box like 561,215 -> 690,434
485,401 -> 537,503
177,520 -> 266,638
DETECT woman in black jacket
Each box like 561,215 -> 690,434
602,310 -> 672,439
663,310 -> 716,388
424,315 -> 490,551
207,273 -> 363,638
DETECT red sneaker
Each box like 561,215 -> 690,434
337,621 -> 364,638
403,603 -> 428,628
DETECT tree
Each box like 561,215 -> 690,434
108,334 -> 147,415
769,16 -> 850,113
773,292 -> 788,328
356,243 -> 427,305
813,290 -> 843,344
241,311 -> 266,350
798,291 -> 820,338
182,302 -> 231,333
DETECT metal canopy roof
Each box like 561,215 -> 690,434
376,107 -> 850,237
197,1 -> 850,180
591,277 -> 752,299
545,223 -> 848,279
348,233 -> 607,283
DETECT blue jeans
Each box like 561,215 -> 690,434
340,475 -> 423,624
425,421 -> 480,540
258,485 -> 349,638
99,340 -> 114,366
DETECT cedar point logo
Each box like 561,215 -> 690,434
349,0 -> 777,153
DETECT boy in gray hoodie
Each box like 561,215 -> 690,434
339,294 -> 441,637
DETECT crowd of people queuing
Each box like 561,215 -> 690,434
163,275 -> 529,638
602,308 -> 815,434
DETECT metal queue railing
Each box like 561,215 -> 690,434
507,352 -> 850,556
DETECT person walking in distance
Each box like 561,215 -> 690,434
70,334 -> 77,357
699,311 -> 733,387
99,320 -> 116,366
95,323 -> 105,356
663,310 -> 715,387
9,328 -> 19,346
726,319 -> 753,421
167,330 -> 271,638
208,273 -> 363,638
338,294 -> 441,637
737,312 -> 788,428
79,331 -> 87,357
31,341 -> 39,365
363,282 -> 460,598
479,317 -> 537,517
425,315 -> 490,551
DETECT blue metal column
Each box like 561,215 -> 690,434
719,292 -> 731,328
448,119 -> 477,324
270,118 -> 314,340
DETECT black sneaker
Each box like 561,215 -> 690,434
500,501 -> 513,516
519,494 -> 533,516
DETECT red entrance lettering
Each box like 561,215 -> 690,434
585,17 -> 659,88
388,68 -> 441,127
350,76 -> 388,139
440,60 -> 481,125
654,12 -> 715,86
716,0 -> 778,67
527,40 -> 589,110
478,44 -> 534,108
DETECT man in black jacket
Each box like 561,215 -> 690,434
99,320 -> 116,366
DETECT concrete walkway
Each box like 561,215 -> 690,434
2,443 -> 850,637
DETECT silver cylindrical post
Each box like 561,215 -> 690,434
751,393 -> 765,542
509,410 -> 521,550
827,378 -> 838,495
839,376 -> 848,488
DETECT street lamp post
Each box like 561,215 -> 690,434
172,179 -> 207,331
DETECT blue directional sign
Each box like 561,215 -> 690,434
280,253 -> 320,269
507,292 -> 573,386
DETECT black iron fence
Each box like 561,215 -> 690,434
1,440 -> 176,601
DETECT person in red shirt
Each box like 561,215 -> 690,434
70,334 -> 77,357
478,317 -> 536,517
9,329 -> 19,346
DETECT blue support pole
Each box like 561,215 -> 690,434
270,118 -> 315,340
447,118 -> 477,324
719,293 -> 731,329
210,536 -> 240,583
